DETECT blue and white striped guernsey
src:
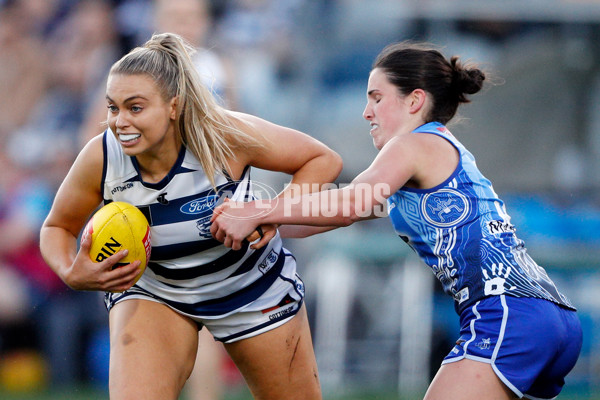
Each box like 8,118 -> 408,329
101,129 -> 295,319
387,122 -> 575,314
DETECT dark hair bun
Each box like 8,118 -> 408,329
450,56 -> 485,100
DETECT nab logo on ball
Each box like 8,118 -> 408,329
84,202 -> 151,286
93,236 -> 124,262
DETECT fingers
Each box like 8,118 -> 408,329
80,230 -> 92,252
84,248 -> 141,292
214,225 -> 261,251
246,229 -> 261,242
105,260 -> 142,293
211,205 -> 223,223
210,211 -> 247,249
250,229 -> 275,250
210,199 -> 266,251
210,223 -> 225,242
222,235 -> 243,251
102,250 -> 141,290
250,224 -> 277,249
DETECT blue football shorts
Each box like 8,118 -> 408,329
443,295 -> 582,399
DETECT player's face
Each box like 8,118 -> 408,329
106,73 -> 178,157
363,68 -> 411,150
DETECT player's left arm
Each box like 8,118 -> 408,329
226,111 -> 343,248
231,111 -> 343,195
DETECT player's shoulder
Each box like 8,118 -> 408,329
406,129 -> 458,159
225,110 -> 262,133
75,131 -> 106,173
84,130 -> 105,153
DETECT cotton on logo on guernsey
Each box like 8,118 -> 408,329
111,182 -> 134,195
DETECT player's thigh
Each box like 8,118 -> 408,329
224,305 -> 321,400
109,299 -> 199,400
424,359 -> 517,400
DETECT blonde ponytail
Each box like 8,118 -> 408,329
110,32 -> 259,187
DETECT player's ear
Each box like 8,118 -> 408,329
408,89 -> 427,113
169,97 -> 178,120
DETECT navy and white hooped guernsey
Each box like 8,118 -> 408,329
387,122 -> 575,314
100,129 -> 299,319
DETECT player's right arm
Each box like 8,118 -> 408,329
40,134 -> 140,292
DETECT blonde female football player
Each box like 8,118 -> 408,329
40,32 -> 342,400
210,42 -> 582,400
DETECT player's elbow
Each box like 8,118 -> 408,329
328,151 -> 343,180
337,215 -> 356,227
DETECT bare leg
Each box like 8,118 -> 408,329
224,305 -> 321,400
424,359 -> 517,400
184,328 -> 226,400
109,299 -> 199,400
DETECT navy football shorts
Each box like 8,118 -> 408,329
443,295 -> 582,399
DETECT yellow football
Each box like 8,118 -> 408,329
83,201 -> 151,284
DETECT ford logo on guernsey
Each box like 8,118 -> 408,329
180,195 -> 219,215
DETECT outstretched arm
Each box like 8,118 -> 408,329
210,182 -> 388,249
211,133 -> 423,249
278,225 -> 340,239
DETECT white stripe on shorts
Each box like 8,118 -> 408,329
463,300 -> 482,354
490,295 -> 523,398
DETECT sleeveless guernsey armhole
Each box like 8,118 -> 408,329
100,130 -> 109,199
402,123 -> 463,194
221,164 -> 250,183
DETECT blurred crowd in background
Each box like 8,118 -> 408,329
0,0 -> 306,392
1,0 -> 600,397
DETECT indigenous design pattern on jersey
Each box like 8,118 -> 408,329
387,122 -> 574,313
101,130 -> 297,318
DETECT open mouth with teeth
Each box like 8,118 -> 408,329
119,133 -> 141,142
